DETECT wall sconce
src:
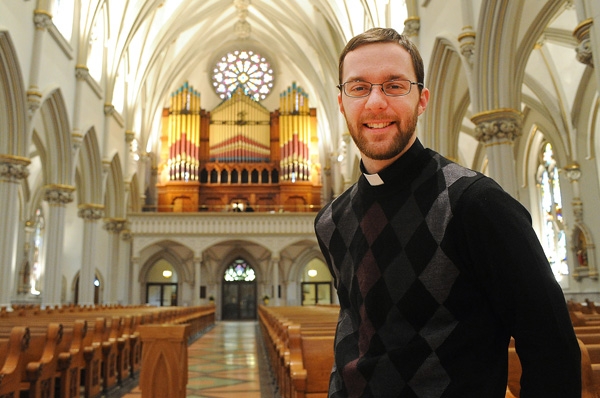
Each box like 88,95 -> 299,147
308,269 -> 317,277
163,270 -> 173,278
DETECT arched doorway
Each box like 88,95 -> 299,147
74,274 -> 101,305
222,258 -> 257,320
301,259 -> 332,306
146,260 -> 178,306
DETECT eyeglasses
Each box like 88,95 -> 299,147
337,79 -> 423,98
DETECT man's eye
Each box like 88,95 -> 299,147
350,84 -> 369,92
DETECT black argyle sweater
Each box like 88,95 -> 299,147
314,140 -> 580,397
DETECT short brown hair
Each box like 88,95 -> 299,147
338,28 -> 425,89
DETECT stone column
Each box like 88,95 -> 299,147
27,10 -> 52,116
120,228 -> 132,304
193,257 -> 202,306
77,204 -> 104,305
42,184 -> 75,307
471,108 -> 522,198
131,257 -> 141,304
271,255 -> 280,306
0,155 -> 30,308
103,218 -> 127,304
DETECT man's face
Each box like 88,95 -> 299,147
338,42 -> 429,172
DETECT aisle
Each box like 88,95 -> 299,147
123,320 -> 274,398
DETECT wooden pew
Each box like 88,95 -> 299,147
287,324 -> 334,398
0,304 -> 216,398
0,326 -> 30,398
0,323 -> 68,398
506,338 -> 597,398
258,305 -> 338,398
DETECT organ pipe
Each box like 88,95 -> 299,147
167,81 -> 201,181
279,82 -> 311,182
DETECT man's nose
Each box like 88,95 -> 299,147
364,86 -> 388,110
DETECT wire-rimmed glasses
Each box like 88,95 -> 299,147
337,79 -> 423,98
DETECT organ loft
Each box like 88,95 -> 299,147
156,81 -> 322,212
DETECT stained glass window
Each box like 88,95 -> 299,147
212,50 -> 274,101
536,142 -> 568,280
224,258 -> 256,282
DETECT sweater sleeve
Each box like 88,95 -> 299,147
450,177 -> 581,397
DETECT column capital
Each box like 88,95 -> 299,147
471,108 -> 523,144
0,155 -> 31,182
564,163 -> 582,182
104,103 -> 115,116
78,203 -> 105,220
573,18 -> 594,67
43,184 -> 75,205
103,217 -> 127,233
75,65 -> 89,80
33,10 -> 53,30
403,16 -> 420,37
121,229 -> 132,241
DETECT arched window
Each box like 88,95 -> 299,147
224,259 -> 256,282
210,169 -> 218,183
22,208 -> 45,296
87,10 -> 105,82
51,0 -> 74,41
212,50 -> 274,101
536,142 -> 568,280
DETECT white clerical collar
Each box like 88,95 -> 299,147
364,172 -> 384,186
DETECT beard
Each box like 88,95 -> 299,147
348,104 -> 419,161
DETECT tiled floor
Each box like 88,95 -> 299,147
122,321 -> 275,398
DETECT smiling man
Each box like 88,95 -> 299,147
314,28 -> 580,397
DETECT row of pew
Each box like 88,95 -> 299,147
258,302 -> 600,398
258,304 -> 338,398
0,303 -> 215,398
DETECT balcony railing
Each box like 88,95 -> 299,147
128,211 -> 319,236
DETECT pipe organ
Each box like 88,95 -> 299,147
157,82 -> 321,212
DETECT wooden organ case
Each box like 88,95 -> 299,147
157,82 -> 322,212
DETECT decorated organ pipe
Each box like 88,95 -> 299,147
279,82 -> 311,181
167,81 -> 201,181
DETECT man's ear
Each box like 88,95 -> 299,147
418,87 -> 430,116
338,92 -> 345,115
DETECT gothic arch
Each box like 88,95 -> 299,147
139,243 -> 194,285
104,153 -> 125,218
424,34 -> 470,161
0,30 -> 28,156
32,88 -> 73,186
76,127 -> 103,205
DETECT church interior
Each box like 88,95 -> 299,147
2,0 -> 600,395
3,0 -> 598,313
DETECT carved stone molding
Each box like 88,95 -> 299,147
26,88 -> 42,115
0,155 -> 31,182
564,163 -> 581,182
121,229 -> 133,241
471,108 -> 523,144
403,17 -> 420,37
103,217 -> 127,233
33,10 -> 52,30
75,65 -> 90,80
458,28 -> 476,64
77,203 -> 105,220
43,184 -> 75,205
573,18 -> 594,67
104,103 -> 115,116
